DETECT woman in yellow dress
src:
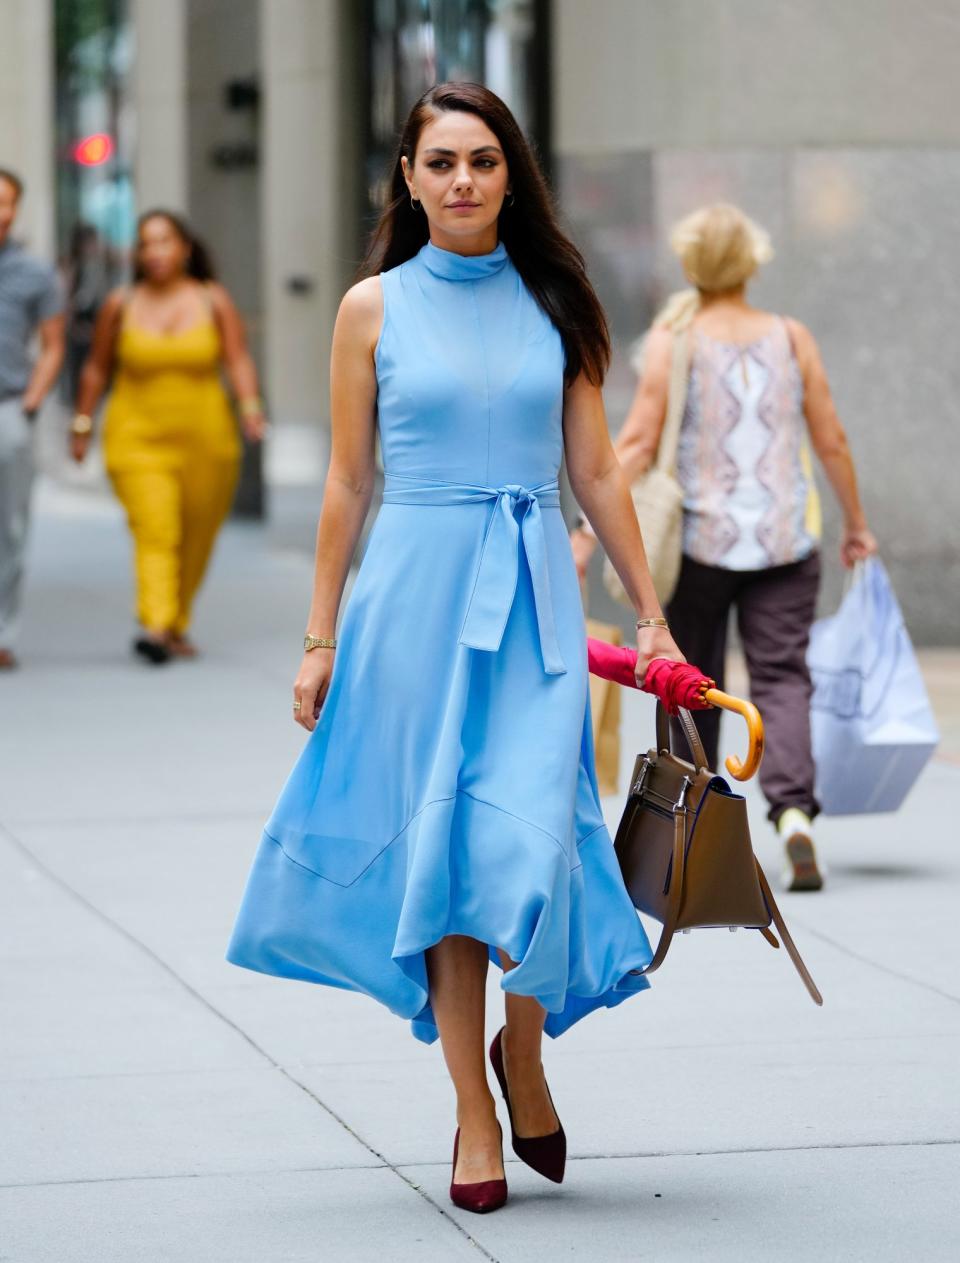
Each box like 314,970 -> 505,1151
71,210 -> 266,663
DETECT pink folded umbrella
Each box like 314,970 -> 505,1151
586,638 -> 765,782
586,637 -> 714,716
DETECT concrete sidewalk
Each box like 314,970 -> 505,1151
2,481 -> 959,1262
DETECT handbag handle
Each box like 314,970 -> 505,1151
655,690 -> 764,783
655,701 -> 709,773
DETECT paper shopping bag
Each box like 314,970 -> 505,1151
807,558 -> 939,815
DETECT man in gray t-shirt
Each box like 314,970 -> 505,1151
0,168 -> 65,668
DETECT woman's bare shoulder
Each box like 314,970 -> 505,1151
335,276 -> 383,351
202,280 -> 234,310
94,287 -> 129,330
339,275 -> 383,321
100,286 -> 128,315
639,325 -> 674,376
782,314 -> 814,344
782,315 -> 821,366
645,324 -> 675,353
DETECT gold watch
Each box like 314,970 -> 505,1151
71,413 -> 93,436
304,634 -> 337,651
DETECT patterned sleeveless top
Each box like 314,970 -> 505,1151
676,318 -> 821,570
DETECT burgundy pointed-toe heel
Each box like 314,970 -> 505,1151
490,1026 -> 566,1184
449,1124 -> 508,1214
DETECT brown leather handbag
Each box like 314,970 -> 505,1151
614,704 -> 823,1005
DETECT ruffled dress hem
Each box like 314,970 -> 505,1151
226,789 -> 651,1045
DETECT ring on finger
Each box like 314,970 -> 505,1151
293,700 -> 302,712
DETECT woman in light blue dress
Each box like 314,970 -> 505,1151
228,83 -> 683,1212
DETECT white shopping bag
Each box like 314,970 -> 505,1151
807,558 -> 939,815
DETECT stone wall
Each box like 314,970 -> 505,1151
553,0 -> 960,643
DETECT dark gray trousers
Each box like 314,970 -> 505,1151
666,551 -> 821,823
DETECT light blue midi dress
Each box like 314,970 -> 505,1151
227,240 -> 653,1042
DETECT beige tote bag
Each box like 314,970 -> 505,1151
604,328 -> 692,608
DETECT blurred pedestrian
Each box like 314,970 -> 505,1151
0,168 -> 66,670
71,209 -> 267,663
572,203 -> 877,891
60,222 -> 113,404
228,82 -> 685,1214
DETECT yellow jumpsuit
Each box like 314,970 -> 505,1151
103,318 -> 241,636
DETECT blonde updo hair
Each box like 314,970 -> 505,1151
651,203 -> 774,333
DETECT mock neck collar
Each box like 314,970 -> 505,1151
420,240 -> 508,281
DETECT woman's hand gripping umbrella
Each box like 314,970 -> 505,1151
585,639 -> 765,782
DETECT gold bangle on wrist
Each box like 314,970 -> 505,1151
239,396 -> 264,417
636,617 -> 669,630
71,413 -> 93,436
304,634 -> 337,651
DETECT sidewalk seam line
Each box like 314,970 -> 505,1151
3,1138 -> 957,1193
781,915 -> 960,1007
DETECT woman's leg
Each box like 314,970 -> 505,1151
173,459 -> 239,637
109,466 -> 181,636
666,555 -> 738,767
427,935 -> 504,1183
496,951 -> 559,1137
736,553 -> 821,823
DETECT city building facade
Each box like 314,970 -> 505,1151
1,0 -> 956,639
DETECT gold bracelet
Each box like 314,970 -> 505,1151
239,396 -> 264,417
304,634 -> 337,651
636,617 -> 669,630
71,413 -> 93,436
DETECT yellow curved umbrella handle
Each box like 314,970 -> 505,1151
702,687 -> 765,781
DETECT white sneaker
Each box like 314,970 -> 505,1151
778,809 -> 824,892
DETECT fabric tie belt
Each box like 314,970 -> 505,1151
383,472 -> 566,676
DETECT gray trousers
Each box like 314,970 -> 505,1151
666,551 -> 822,825
0,397 -> 34,649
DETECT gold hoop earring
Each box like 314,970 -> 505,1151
505,192 -> 515,208
410,195 -> 422,211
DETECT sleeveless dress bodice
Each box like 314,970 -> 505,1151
228,241 -> 652,1042
376,241 -> 563,486
103,320 -> 240,472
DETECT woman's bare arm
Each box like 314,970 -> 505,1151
70,288 -> 125,461
564,372 -> 684,677
208,282 -> 267,440
22,313 -> 66,414
787,317 -> 877,567
293,276 -> 382,729
74,288 -> 124,417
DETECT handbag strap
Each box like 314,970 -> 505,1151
637,805 -> 687,976
754,863 -> 824,1006
652,327 -> 692,476
638,826 -> 824,1006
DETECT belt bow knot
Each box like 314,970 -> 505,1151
382,473 -> 566,675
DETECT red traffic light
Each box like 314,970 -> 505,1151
73,133 -> 114,166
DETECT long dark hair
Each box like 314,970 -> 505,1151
361,83 -> 610,386
134,209 -> 217,282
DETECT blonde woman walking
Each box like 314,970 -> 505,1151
572,204 -> 877,891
